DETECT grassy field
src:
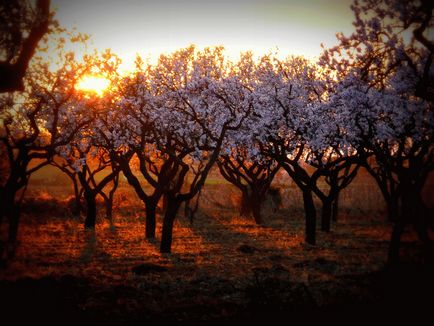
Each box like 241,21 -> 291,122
1,166 -> 433,324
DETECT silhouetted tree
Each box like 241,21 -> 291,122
218,152 -> 279,224
0,52 -> 91,258
56,145 -> 120,229
321,0 -> 434,264
0,0 -> 51,92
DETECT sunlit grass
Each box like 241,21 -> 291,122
8,171 -> 431,287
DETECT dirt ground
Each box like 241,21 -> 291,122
1,178 -> 433,325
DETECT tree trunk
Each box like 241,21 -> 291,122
388,183 -> 414,266
161,194 -> 168,214
105,200 -> 113,225
240,187 -> 264,225
145,201 -> 157,239
303,190 -> 316,245
387,219 -> 405,266
184,199 -> 195,225
411,192 -> 433,264
7,204 -> 20,243
240,189 -> 252,217
0,188 -> 19,260
332,193 -> 339,222
0,186 -> 6,259
184,199 -> 193,224
415,221 -> 433,265
0,186 -> 5,225
251,192 -> 263,225
3,190 -> 20,260
84,190 -> 97,229
386,194 -> 399,223
0,190 -> 7,262
321,198 -> 333,232
160,198 -> 181,253
72,178 -> 82,217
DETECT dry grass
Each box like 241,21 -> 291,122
1,176 -> 433,324
5,177 -> 428,287
3,201 -> 429,318
2,202 -> 395,285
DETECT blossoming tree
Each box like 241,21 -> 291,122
320,0 -> 434,263
0,51 -> 93,257
104,46 -> 252,252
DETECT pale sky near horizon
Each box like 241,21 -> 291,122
51,0 -> 355,71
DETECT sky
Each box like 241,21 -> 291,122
51,0 -> 355,72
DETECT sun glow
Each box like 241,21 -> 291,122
76,75 -> 110,96
53,0 -> 355,75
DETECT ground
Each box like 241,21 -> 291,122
1,173 -> 433,324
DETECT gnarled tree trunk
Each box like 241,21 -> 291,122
386,193 -> 399,223
71,178 -> 82,217
84,190 -> 97,229
160,197 -> 182,253
321,198 -> 333,232
332,193 -> 339,222
251,191 -> 263,225
387,182 -> 432,265
1,188 -> 21,260
303,190 -> 316,245
145,199 -> 158,239
387,218 -> 405,265
240,187 -> 266,225
240,188 -> 251,217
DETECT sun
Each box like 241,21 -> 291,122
76,75 -> 110,96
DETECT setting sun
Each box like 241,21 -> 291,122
76,75 -> 110,96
